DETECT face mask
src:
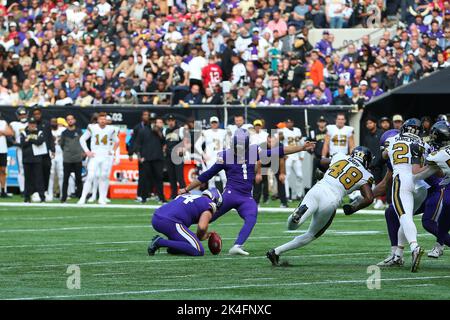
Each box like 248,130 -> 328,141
20,117 -> 27,123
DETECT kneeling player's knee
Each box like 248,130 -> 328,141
192,246 -> 204,256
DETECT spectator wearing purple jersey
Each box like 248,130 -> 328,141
367,78 -> 384,100
269,87 -> 286,106
315,30 -> 333,61
309,87 -> 330,105
292,88 -> 311,105
337,57 -> 355,83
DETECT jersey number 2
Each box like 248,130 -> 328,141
392,143 -> 409,165
328,159 -> 363,190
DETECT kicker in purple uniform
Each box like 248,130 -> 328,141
179,128 -> 315,256
148,188 -> 223,256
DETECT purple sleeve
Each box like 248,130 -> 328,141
198,162 -> 226,183
260,145 -> 285,159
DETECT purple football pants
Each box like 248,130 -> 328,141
152,214 -> 204,256
385,187 -> 450,246
211,188 -> 258,246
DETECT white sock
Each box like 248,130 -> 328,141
275,232 -> 315,255
410,242 -> 419,252
399,214 -> 418,244
391,246 -> 398,255
395,247 -> 404,258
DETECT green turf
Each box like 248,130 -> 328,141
0,203 -> 449,300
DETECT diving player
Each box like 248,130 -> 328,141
266,147 -> 374,266
382,118 -> 426,272
78,112 -> 119,205
148,188 -> 223,256
180,128 -> 316,256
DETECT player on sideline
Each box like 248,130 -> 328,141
10,107 -> 29,195
413,121 -> 450,252
78,112 -> 119,205
278,118 -> 305,201
266,147 -> 374,266
180,129 -> 316,256
148,188 -> 223,256
88,115 -> 119,203
382,118 -> 426,272
194,116 -> 227,189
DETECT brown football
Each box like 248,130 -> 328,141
208,232 -> 222,255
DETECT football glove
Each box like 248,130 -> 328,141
343,204 -> 355,216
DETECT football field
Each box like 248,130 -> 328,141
1,201 -> 450,300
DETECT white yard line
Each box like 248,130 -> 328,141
0,251 -> 384,270
7,275 -> 450,300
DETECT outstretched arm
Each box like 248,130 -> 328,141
414,165 -> 441,181
343,183 -> 374,215
179,161 -> 225,194
372,169 -> 392,198
283,141 -> 316,155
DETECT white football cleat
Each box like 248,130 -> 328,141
31,192 -> 41,202
45,195 -> 53,202
77,198 -> 86,205
373,199 -> 385,209
229,245 -> 249,256
428,244 -> 444,259
377,254 -> 404,267
98,200 -> 107,206
106,198 -> 111,203
88,197 -> 96,203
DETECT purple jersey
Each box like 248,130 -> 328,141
198,145 -> 284,195
367,88 -> 384,99
154,195 -> 215,227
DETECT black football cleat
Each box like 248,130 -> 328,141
292,204 -> 308,224
266,249 -> 280,266
148,235 -> 162,256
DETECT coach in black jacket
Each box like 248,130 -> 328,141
20,117 -> 45,203
128,110 -> 152,201
32,107 -> 55,192
134,121 -> 166,203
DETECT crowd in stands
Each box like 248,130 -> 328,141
0,0 -> 448,107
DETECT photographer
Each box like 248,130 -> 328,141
134,114 -> 166,204
20,117 -> 46,203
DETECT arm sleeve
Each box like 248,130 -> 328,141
262,145 -> 285,158
79,127 -> 91,153
197,162 -> 226,183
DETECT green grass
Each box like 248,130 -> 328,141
0,202 -> 449,300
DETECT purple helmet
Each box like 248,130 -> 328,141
380,129 -> 399,147
202,188 -> 223,208
233,128 -> 250,150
